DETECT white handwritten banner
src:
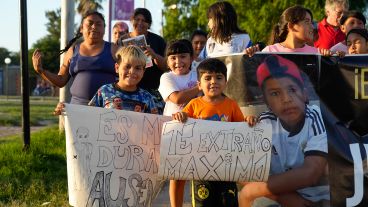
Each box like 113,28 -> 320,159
158,119 -> 272,182
64,104 -> 171,207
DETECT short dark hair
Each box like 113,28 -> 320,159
165,39 -> 193,57
197,58 -> 227,81
346,28 -> 368,42
132,8 -> 152,27
190,30 -> 208,41
340,10 -> 366,25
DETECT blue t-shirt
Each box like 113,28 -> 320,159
69,41 -> 116,105
88,83 -> 158,114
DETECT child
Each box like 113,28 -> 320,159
88,45 -> 158,114
199,1 -> 252,59
170,58 -> 246,207
330,11 -> 366,53
158,40 -> 200,116
244,6 -> 338,57
238,55 -> 329,207
191,30 -> 207,60
346,28 -> 368,54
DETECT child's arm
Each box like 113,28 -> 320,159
169,180 -> 186,207
172,112 -> 188,123
239,182 -> 276,207
168,86 -> 199,104
267,155 -> 327,194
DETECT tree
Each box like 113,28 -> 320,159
77,0 -> 104,16
162,0 -> 368,43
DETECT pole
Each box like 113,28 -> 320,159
59,0 -> 75,131
4,63 -> 8,99
19,0 -> 30,150
108,0 -> 112,42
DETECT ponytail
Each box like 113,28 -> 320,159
269,5 -> 312,45
269,23 -> 288,45
59,32 -> 82,55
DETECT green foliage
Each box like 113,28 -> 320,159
0,97 -> 58,126
45,9 -> 62,38
162,0 -> 368,43
77,0 -> 104,16
0,127 -> 68,206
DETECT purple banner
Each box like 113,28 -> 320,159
112,0 -> 134,20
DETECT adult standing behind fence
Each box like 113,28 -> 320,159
314,0 -> 349,49
118,8 -> 167,114
32,11 -> 118,105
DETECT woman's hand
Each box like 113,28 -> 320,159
143,45 -> 157,59
32,49 -> 44,74
53,102 -> 65,116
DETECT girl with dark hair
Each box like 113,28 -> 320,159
32,11 -> 118,105
263,5 -> 319,53
262,5 -> 336,56
199,1 -> 252,58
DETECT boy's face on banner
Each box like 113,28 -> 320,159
264,77 -> 307,128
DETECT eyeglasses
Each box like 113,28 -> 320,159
334,9 -> 344,17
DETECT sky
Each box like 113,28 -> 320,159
0,0 -> 163,53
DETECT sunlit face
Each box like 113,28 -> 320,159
292,13 -> 314,43
326,5 -> 346,27
347,33 -> 368,54
192,35 -> 207,58
81,14 -> 105,41
263,77 -> 307,129
198,71 -> 227,101
131,14 -> 149,35
341,17 -> 365,34
167,53 -> 192,75
115,58 -> 145,91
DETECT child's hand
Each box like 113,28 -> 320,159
243,45 -> 260,57
318,48 -> 333,56
53,102 -> 65,116
172,112 -> 188,123
244,115 -> 258,127
335,50 -> 346,58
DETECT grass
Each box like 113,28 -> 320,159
0,96 -> 58,126
0,126 -> 70,207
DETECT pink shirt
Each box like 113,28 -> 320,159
262,43 -> 319,53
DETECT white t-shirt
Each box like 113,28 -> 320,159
199,33 -> 252,58
158,68 -> 198,116
259,104 -> 329,202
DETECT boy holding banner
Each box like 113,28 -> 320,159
88,45 -> 158,114
170,58 -> 250,207
238,55 -> 329,207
